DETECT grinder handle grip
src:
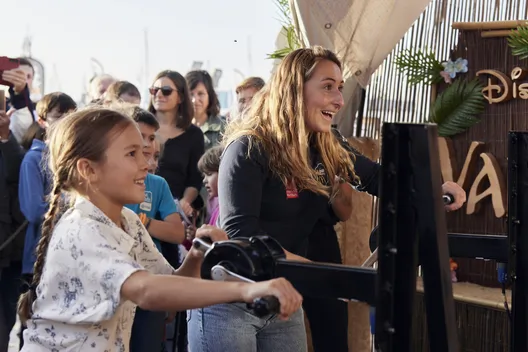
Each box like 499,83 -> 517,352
192,236 -> 213,253
443,193 -> 454,205
247,296 -> 281,317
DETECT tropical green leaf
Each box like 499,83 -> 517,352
394,49 -> 445,86
273,0 -> 292,26
286,26 -> 299,49
508,26 -> 528,59
267,47 -> 294,59
429,79 -> 486,137
266,0 -> 302,60
267,26 -> 301,59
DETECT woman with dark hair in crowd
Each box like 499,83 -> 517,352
148,70 -> 204,219
185,70 -> 225,151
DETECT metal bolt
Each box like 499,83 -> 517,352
324,23 -> 332,29
389,164 -> 397,176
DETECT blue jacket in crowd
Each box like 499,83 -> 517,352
19,139 -> 50,274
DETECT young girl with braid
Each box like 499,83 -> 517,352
16,107 -> 302,351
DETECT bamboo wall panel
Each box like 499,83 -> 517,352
358,0 -> 528,138
360,0 -> 528,287
413,293 -> 511,351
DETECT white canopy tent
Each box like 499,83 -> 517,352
289,0 -> 432,136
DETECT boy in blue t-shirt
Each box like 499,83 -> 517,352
120,105 -> 185,352
124,106 -> 184,249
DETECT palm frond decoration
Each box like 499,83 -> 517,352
273,0 -> 292,25
267,0 -> 302,60
508,26 -> 528,59
394,49 -> 445,86
429,79 -> 486,137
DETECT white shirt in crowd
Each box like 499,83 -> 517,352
9,107 -> 35,144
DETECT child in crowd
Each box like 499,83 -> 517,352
104,81 -> 142,105
17,107 -> 302,352
18,92 -> 77,280
118,104 -> 185,249
197,146 -> 223,226
149,135 -> 162,174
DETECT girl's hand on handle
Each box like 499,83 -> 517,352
242,278 -> 302,320
188,225 -> 228,257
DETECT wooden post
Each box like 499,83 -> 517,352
339,136 -> 380,352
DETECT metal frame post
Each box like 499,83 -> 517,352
375,123 -> 421,350
508,132 -> 528,351
411,125 -> 459,352
375,123 -> 459,352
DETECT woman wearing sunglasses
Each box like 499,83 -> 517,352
147,70 -> 204,243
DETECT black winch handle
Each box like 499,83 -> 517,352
443,193 -> 455,205
247,296 -> 281,317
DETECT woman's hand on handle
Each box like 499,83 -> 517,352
241,278 -> 303,320
441,181 -> 466,212
330,176 -> 354,221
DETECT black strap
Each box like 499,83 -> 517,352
0,220 -> 28,252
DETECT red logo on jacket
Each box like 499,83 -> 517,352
286,180 -> 299,199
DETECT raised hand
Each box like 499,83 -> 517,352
1,69 -> 27,93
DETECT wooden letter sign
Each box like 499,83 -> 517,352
438,137 -> 507,217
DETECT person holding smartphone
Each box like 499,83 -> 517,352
0,97 -> 26,351
2,66 -> 34,144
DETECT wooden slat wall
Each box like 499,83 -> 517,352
357,0 -> 528,140
413,294 -> 511,352
363,0 -> 528,236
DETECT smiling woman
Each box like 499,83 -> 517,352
186,46 -> 358,352
185,70 -> 226,151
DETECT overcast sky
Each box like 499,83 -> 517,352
2,0 -> 283,102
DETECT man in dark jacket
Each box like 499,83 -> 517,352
0,107 -> 25,351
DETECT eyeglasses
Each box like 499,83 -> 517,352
149,86 -> 177,96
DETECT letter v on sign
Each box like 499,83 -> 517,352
438,137 -> 485,189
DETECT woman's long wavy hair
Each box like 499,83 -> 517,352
223,46 -> 358,196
